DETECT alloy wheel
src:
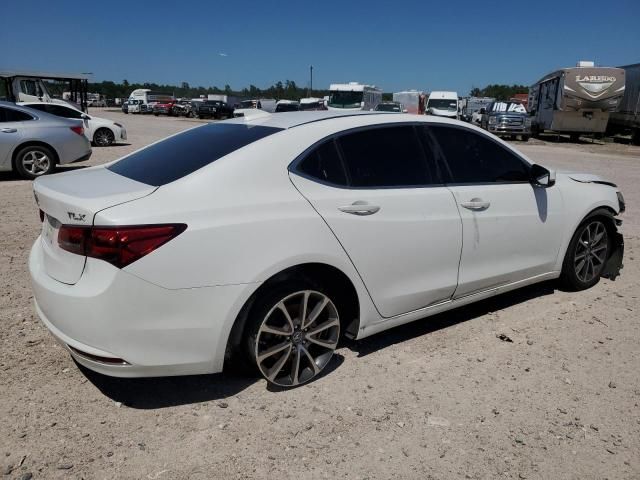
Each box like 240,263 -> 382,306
21,150 -> 51,176
255,290 -> 340,387
574,220 -> 608,283
95,129 -> 115,146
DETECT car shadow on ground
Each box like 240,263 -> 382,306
346,280 -> 557,357
79,363 -> 258,409
80,281 -> 556,408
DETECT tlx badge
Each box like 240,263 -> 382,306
67,212 -> 86,222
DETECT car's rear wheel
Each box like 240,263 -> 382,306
246,283 -> 341,387
14,145 -> 56,179
560,214 -> 612,291
93,128 -> 115,147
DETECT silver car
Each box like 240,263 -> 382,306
0,101 -> 92,179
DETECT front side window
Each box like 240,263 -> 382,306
298,140 -> 347,186
20,80 -> 43,97
431,126 -> 530,183
338,126 -> 432,187
108,123 -> 283,186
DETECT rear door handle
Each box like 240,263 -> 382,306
1,128 -> 17,133
460,198 -> 491,210
338,202 -> 380,216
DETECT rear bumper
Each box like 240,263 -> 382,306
72,150 -> 92,163
29,238 -> 257,378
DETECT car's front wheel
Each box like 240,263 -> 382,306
246,284 -> 341,387
93,128 -> 115,147
560,213 -> 612,291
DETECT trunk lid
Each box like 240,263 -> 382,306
33,167 -> 156,284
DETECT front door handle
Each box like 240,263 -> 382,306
338,201 -> 380,216
460,198 -> 491,210
1,128 -> 17,133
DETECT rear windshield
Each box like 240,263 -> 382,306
108,123 -> 282,186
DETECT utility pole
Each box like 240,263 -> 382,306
310,65 -> 313,94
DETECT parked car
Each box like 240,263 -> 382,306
374,101 -> 405,113
21,102 -> 127,147
121,101 -> 129,114
153,100 -> 176,116
191,100 -> 234,119
299,98 -> 327,111
0,101 -> 91,179
479,101 -> 531,141
275,100 -> 300,112
171,100 -> 193,117
29,112 -> 624,388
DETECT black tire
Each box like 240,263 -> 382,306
559,210 -> 613,291
570,133 -> 580,143
244,280 -> 342,387
631,128 -> 640,146
14,144 -> 56,179
521,135 -> 530,142
93,128 -> 115,147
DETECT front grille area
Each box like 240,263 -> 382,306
498,115 -> 524,126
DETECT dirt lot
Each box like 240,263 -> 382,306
1,110 -> 639,480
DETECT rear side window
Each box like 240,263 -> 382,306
0,107 -> 34,122
431,126 -> 530,183
338,126 -> 431,187
298,140 -> 347,186
108,123 -> 282,186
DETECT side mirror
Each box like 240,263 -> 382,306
530,164 -> 556,188
81,114 -> 90,120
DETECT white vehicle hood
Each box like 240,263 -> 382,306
429,108 -> 456,117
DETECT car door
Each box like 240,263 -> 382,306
427,124 -> 564,298
0,106 -> 25,169
289,124 -> 463,318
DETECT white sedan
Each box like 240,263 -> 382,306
21,102 -> 126,146
29,112 -> 625,387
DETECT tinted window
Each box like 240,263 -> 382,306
30,104 -> 84,119
432,126 -> 529,183
298,140 -> 347,186
108,123 -> 283,186
0,107 -> 34,122
338,126 -> 431,187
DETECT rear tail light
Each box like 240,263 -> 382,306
58,224 -> 187,268
70,125 -> 85,136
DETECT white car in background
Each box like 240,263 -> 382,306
20,102 -> 126,147
29,112 -> 625,388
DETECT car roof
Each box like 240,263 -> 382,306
227,110 -> 462,130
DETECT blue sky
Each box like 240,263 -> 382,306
1,0 -> 639,94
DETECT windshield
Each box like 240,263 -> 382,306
328,91 -> 363,108
490,102 -> 527,113
375,103 -> 401,112
427,99 -> 457,111
240,100 -> 256,108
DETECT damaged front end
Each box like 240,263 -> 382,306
602,227 -> 624,280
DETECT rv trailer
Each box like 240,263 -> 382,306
393,90 -> 426,115
528,61 -> 625,139
607,63 -> 640,145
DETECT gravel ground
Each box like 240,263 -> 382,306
1,110 -> 639,480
